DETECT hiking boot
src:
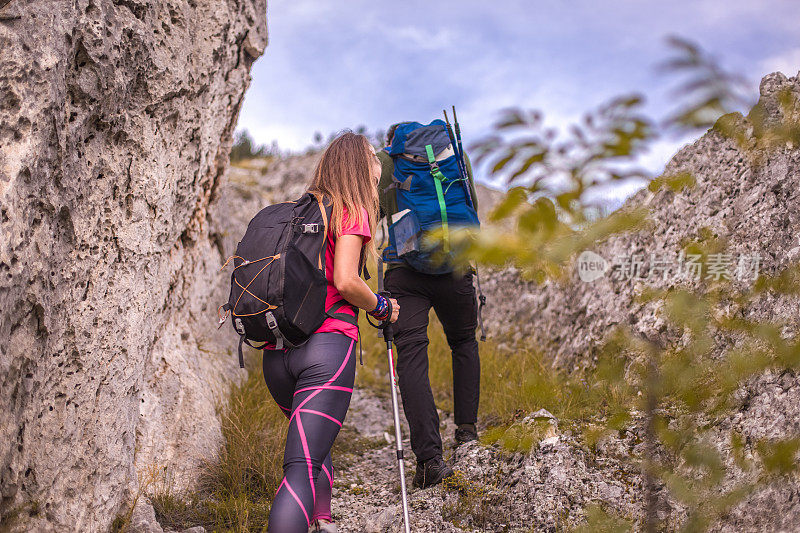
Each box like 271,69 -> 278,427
308,518 -> 338,532
412,455 -> 454,489
454,423 -> 478,446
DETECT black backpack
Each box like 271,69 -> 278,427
218,192 -> 358,367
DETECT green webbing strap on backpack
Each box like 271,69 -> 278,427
425,144 -> 449,252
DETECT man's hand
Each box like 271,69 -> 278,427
389,298 -> 400,323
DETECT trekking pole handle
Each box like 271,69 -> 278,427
378,290 -> 394,342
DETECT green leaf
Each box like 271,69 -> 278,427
491,151 -> 516,174
494,109 -> 527,130
489,187 -> 528,222
573,504 -> 633,533
508,151 -> 546,181
757,438 -> 800,475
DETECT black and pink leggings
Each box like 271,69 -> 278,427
262,332 -> 356,533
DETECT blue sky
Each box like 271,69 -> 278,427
237,0 -> 799,199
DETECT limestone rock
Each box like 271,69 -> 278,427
332,392 -> 640,532
478,73 -> 800,530
0,0 -> 266,530
130,499 -> 164,533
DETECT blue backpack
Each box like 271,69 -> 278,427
382,120 -> 480,274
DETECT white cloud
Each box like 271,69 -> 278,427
759,48 -> 800,78
275,1 -> 337,20
690,0 -> 800,33
387,26 -> 456,51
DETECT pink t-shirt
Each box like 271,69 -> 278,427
316,206 -> 371,341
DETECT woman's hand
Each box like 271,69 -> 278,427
388,298 -> 400,323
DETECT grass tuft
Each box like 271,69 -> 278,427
482,419 -> 557,452
439,470 -> 506,529
357,307 -> 601,452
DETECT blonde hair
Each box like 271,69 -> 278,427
307,132 -> 379,259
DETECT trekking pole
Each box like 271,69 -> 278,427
443,108 -> 475,210
442,110 -> 465,177
378,291 -> 412,533
451,106 -> 475,207
452,106 -> 466,168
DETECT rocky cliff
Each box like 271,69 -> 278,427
468,72 -> 800,530
0,1 -> 266,530
481,72 -> 800,371
476,71 -> 800,530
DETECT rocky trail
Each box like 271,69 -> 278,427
331,389 -> 641,533
333,388 -> 466,533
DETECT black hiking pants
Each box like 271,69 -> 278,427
384,266 -> 480,463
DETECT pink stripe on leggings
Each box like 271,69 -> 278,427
290,340 -> 355,418
282,479 -> 310,526
298,408 -> 343,427
295,412 -> 316,503
321,463 -> 333,487
293,384 -> 354,396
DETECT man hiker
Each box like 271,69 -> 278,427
377,120 -> 482,489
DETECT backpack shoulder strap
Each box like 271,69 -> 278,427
326,299 -> 358,325
378,150 -> 407,224
313,193 -> 331,270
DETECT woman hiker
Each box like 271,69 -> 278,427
262,132 -> 399,533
